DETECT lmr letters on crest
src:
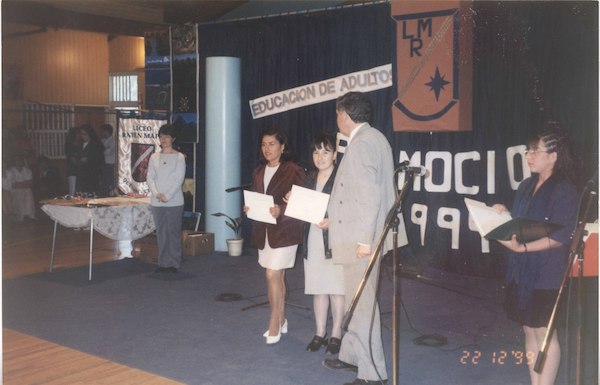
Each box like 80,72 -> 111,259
391,1 -> 473,132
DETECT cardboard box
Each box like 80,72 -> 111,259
182,231 -> 215,256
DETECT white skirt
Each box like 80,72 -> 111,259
258,232 -> 298,270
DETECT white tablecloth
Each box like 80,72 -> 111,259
40,197 -> 156,279
41,198 -> 155,241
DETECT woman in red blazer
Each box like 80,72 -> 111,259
244,127 -> 305,344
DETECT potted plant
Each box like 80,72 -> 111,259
211,212 -> 244,256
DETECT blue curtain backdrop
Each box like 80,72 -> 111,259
195,2 -> 598,277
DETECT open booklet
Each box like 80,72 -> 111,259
464,197 -> 562,243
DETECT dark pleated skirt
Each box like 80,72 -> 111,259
503,284 -> 566,328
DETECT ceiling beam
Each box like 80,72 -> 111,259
2,1 -> 165,37
162,0 -> 248,24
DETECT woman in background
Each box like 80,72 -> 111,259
244,126 -> 305,344
147,124 -> 186,273
36,155 -> 60,200
76,124 -> 104,195
6,155 -> 36,222
493,128 -> 579,385
65,126 -> 81,196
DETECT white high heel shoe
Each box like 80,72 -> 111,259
263,319 -> 288,337
265,331 -> 281,344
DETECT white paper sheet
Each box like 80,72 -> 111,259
464,197 -> 512,237
285,184 -> 330,224
243,190 -> 276,224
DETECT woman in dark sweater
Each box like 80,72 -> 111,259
300,133 -> 344,354
493,128 -> 579,385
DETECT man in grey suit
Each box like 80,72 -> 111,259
323,92 -> 407,385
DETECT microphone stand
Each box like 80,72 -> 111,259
533,183 -> 597,385
342,169 -> 415,385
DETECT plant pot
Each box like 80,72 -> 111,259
226,238 -> 244,256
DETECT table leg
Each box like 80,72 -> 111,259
118,240 -> 134,259
49,219 -> 58,272
89,217 -> 94,280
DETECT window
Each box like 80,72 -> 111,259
109,73 -> 138,108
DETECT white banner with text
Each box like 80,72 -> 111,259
117,117 -> 165,195
249,64 -> 392,119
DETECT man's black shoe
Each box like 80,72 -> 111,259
322,358 -> 358,372
343,378 -> 388,385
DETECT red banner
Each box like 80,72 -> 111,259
391,1 -> 472,132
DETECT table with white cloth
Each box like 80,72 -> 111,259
40,196 -> 156,280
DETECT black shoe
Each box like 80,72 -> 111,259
155,267 -> 168,273
325,337 -> 341,354
166,267 -> 178,273
343,379 -> 388,385
322,358 -> 357,372
306,333 -> 327,352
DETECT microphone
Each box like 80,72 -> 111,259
225,184 -> 251,193
395,161 -> 427,176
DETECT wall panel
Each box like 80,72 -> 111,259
109,36 -> 145,73
3,23 -> 109,105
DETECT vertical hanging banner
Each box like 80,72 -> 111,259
144,28 -> 171,111
117,117 -> 166,195
171,24 -> 198,212
171,24 -> 199,142
392,1 -> 473,132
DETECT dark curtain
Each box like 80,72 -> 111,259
195,2 -> 598,277
198,4 -> 394,176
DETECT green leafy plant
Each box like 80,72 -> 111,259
211,212 -> 243,238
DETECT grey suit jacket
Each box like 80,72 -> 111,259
328,124 -> 407,265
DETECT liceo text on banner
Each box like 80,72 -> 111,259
117,117 -> 165,195
249,64 -> 393,119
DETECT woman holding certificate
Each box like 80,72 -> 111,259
493,128 -> 579,385
244,127 -> 305,344
300,133 -> 345,354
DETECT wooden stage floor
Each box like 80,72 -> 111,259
2,216 -> 183,384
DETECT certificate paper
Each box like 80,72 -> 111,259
285,184 -> 330,224
464,197 -> 512,237
243,190 -> 276,224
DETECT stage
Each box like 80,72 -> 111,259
3,220 -> 597,385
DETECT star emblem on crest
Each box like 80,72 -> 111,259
425,67 -> 451,101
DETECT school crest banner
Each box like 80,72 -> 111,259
117,117 -> 166,195
392,1 -> 473,132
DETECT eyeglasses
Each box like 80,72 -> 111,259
524,149 -> 549,156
